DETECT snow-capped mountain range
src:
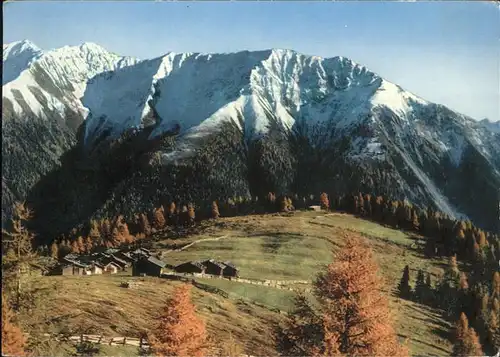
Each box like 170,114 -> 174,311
3,40 -> 500,233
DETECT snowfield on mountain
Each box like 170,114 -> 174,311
2,40 -> 500,234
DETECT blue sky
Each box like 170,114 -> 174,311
4,1 -> 500,121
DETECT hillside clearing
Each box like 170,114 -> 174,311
22,211 -> 452,356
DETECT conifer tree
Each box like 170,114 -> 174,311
50,242 -> 59,259
425,272 -> 434,302
2,202 -> 38,309
275,293 -> 323,356
493,272 -> 500,300
489,298 -> 500,351
452,313 -> 483,357
187,204 -> 196,225
71,240 -> 80,253
77,236 -> 85,253
153,206 -> 166,230
314,234 -> 408,356
211,201 -> 220,219
412,209 -> 420,231
139,213 -> 152,236
149,284 -> 207,357
1,297 -> 26,356
398,265 -> 412,299
280,196 -> 289,212
167,202 -> 177,224
85,236 -> 93,253
414,269 -> 427,303
319,193 -> 329,211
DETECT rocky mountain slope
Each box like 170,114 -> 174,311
3,40 -> 499,237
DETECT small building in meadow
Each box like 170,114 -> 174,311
202,259 -> 226,276
56,261 -> 90,276
222,261 -> 239,278
132,256 -> 166,277
102,262 -> 121,275
90,263 -> 104,275
308,205 -> 322,212
174,261 -> 206,275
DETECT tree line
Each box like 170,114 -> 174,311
398,257 -> 499,354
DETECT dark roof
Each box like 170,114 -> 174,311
223,261 -> 238,270
147,256 -> 166,268
176,261 -> 206,270
98,260 -> 121,269
131,249 -> 150,257
61,260 -> 88,269
203,259 -> 226,269
110,255 -> 129,266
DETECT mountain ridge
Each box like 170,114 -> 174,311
2,40 -> 500,234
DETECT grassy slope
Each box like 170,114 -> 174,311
22,211 -> 452,356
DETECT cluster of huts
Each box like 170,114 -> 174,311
51,247 -> 166,277
51,248 -> 239,279
173,259 -> 239,278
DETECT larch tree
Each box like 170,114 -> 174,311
398,265 -> 412,299
187,204 -> 196,225
319,193 -> 329,211
1,296 -> 26,356
452,313 -> 483,357
314,234 -> 408,356
76,236 -> 85,253
212,201 -> 220,219
493,272 -> 500,300
139,213 -> 152,236
50,242 -> 59,259
2,202 -> 39,310
153,207 -> 166,230
280,197 -> 290,212
149,284 -> 207,357
489,298 -> 500,351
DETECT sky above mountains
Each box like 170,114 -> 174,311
3,1 -> 499,122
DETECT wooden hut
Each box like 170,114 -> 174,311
174,261 -> 206,274
222,261 -> 239,278
132,256 -> 166,277
202,259 -> 226,276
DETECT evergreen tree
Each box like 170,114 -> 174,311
187,204 -> 196,225
414,269 -> 427,303
275,293 -> 323,356
398,265 -> 412,299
